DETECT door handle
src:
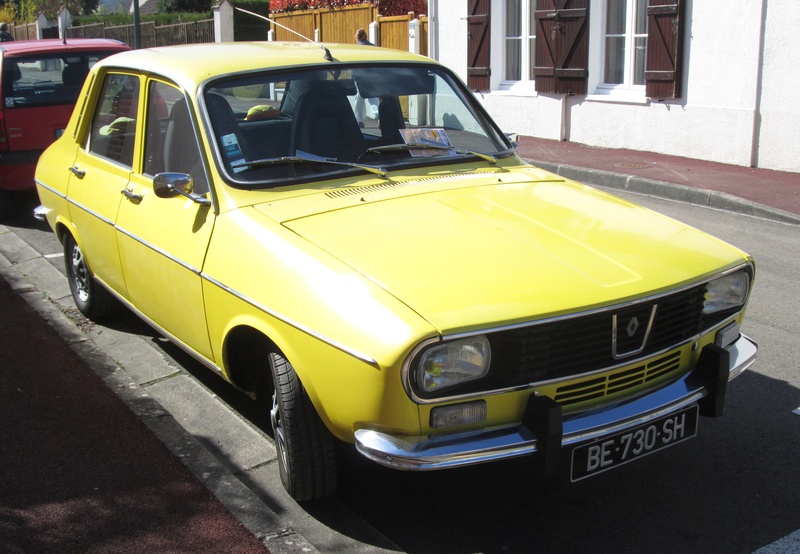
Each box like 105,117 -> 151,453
69,166 -> 85,178
121,188 -> 143,203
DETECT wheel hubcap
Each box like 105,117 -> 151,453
70,244 -> 90,303
270,391 -> 288,469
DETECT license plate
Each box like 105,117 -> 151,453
570,405 -> 699,482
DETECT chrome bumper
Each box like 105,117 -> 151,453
355,334 -> 757,471
33,204 -> 48,222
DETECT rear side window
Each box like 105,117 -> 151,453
2,52 -> 109,109
87,73 -> 140,167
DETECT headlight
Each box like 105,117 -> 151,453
704,271 -> 750,314
417,336 -> 491,392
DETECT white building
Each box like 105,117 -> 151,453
429,0 -> 800,173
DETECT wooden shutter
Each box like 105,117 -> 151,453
467,0 -> 491,92
645,0 -> 683,99
533,0 -> 589,95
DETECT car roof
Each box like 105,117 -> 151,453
0,38 -> 130,56
94,41 -> 434,92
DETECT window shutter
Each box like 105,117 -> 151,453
645,0 -> 683,99
533,0 -> 589,95
467,0 -> 491,92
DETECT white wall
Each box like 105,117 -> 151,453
431,0 -> 800,173
756,0 -> 800,172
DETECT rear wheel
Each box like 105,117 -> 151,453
64,233 -> 117,319
268,352 -> 337,501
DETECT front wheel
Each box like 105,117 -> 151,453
269,352 -> 337,501
63,233 -> 117,319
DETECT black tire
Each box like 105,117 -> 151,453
63,233 -> 117,319
268,352 -> 337,501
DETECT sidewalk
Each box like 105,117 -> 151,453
517,136 -> 800,224
1,136 -> 798,553
0,273 -> 269,553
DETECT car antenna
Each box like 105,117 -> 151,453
235,8 -> 334,62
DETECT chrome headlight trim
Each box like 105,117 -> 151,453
415,335 -> 491,393
703,270 -> 751,315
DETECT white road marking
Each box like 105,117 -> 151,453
44,253 -> 63,259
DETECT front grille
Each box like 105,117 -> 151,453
553,350 -> 682,406
488,284 -> 707,387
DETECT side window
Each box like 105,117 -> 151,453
88,73 -> 139,167
145,81 -> 210,194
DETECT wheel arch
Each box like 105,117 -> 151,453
219,319 -> 358,443
224,324 -> 280,396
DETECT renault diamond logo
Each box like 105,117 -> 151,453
612,305 -> 658,360
626,317 -> 640,338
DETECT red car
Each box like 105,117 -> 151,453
0,38 -> 129,219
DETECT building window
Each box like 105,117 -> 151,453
504,0 -> 536,82
602,0 -> 647,87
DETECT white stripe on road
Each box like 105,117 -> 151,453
794,407 -> 800,416
753,529 -> 800,553
44,253 -> 63,259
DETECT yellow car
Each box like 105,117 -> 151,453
34,42 -> 757,501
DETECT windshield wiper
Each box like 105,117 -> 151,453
365,143 -> 498,166
237,150 -> 387,178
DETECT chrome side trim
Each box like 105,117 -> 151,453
114,225 -> 201,275
93,274 -> 225,377
35,179 -> 67,200
201,273 -> 380,369
356,334 -> 757,471
67,197 -> 115,227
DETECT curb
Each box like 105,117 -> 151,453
529,159 -> 800,226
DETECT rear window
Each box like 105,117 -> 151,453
2,52 -> 111,108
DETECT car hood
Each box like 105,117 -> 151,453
258,169 -> 746,334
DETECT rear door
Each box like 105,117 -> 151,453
65,71 -> 140,298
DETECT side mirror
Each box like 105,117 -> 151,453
153,172 -> 211,206
505,133 -> 519,150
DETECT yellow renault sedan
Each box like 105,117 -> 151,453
34,42 -> 757,501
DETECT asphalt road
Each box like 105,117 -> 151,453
2,187 -> 799,553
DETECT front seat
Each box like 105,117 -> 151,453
289,84 -> 364,162
163,98 -> 209,193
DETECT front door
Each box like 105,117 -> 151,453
114,79 -> 215,361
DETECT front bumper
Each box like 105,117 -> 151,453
355,334 -> 757,471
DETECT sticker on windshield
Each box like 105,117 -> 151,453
221,133 -> 247,173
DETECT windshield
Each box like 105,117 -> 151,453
203,64 -> 511,187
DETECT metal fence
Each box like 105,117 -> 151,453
9,9 -> 426,53
64,19 -> 214,48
